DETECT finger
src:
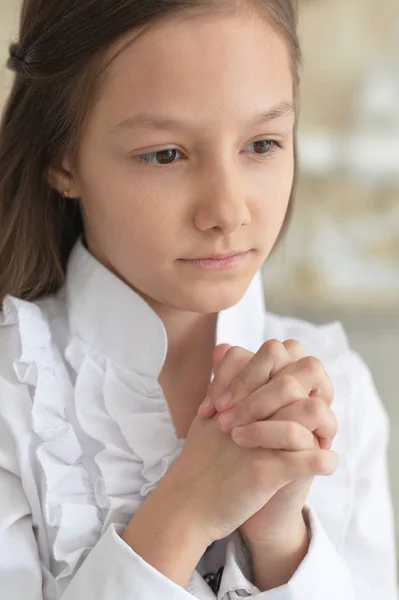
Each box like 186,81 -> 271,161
218,375 -> 307,432
278,448 -> 339,479
203,345 -> 254,413
274,356 -> 334,407
197,396 -> 218,417
319,437 -> 333,451
198,344 -> 232,417
198,345 -> 252,417
198,343 -> 235,417
212,344 -> 232,371
222,340 -> 306,410
282,339 -> 306,361
199,339 -> 305,418
231,420 -> 317,450
266,449 -> 339,483
269,396 -> 339,449
213,339 -> 304,412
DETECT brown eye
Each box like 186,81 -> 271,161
136,148 -> 182,166
242,139 -> 282,159
155,149 -> 179,164
253,140 -> 274,154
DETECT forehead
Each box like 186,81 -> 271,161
94,11 -> 293,133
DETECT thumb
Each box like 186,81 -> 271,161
198,344 -> 232,418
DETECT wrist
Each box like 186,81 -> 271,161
244,514 -> 310,591
160,455 -> 218,546
122,480 -> 210,588
242,508 -> 308,550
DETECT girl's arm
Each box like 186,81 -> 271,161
0,413 -> 210,600
214,350 -> 398,599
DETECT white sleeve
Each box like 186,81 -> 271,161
218,508 -> 354,600
338,353 -> 398,598
217,353 -> 398,600
61,523 -> 198,599
0,419 -> 43,600
0,419 -> 199,600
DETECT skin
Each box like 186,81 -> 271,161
51,8 -> 295,373
205,341 -> 338,590
49,7 -> 331,590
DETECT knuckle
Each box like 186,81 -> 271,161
284,339 -> 305,355
261,339 -> 285,358
283,421 -> 303,448
225,345 -> 246,361
307,396 -> 327,419
310,451 -> 336,475
302,356 -> 324,376
278,374 -> 303,398
230,373 -> 250,398
212,346 -> 248,388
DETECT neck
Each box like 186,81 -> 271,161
145,297 -> 218,371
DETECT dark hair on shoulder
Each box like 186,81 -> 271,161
0,0 -> 301,303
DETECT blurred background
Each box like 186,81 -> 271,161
264,0 -> 399,564
1,0 -> 398,570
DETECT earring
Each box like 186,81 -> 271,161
63,189 -> 71,198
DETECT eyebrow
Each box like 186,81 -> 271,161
111,101 -> 295,135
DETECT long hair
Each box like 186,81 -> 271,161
0,0 -> 301,303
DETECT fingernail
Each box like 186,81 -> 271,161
198,397 -> 212,413
219,409 -> 235,428
216,391 -> 232,410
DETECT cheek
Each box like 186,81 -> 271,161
78,154 -> 166,237
255,157 -> 294,221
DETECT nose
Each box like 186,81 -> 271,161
193,161 -> 251,235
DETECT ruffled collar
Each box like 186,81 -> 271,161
66,238 -> 266,377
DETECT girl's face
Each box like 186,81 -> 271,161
64,11 -> 295,314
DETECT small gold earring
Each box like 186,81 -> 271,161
63,189 -> 71,198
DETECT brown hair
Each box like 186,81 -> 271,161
0,0 -> 301,303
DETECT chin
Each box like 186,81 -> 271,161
177,275 -> 254,314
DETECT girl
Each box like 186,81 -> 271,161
0,0 -> 397,598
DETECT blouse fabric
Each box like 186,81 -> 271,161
0,238 -> 397,599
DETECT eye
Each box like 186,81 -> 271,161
243,139 -> 282,157
134,139 -> 283,169
136,148 -> 183,167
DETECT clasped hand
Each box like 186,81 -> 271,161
198,339 -> 338,546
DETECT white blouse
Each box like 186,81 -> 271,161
0,238 -> 397,600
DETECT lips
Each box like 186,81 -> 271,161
178,250 -> 251,271
185,251 -> 248,260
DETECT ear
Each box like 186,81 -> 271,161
47,159 -> 80,198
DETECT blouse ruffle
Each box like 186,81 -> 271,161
1,295 -> 184,595
1,293 -> 356,597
